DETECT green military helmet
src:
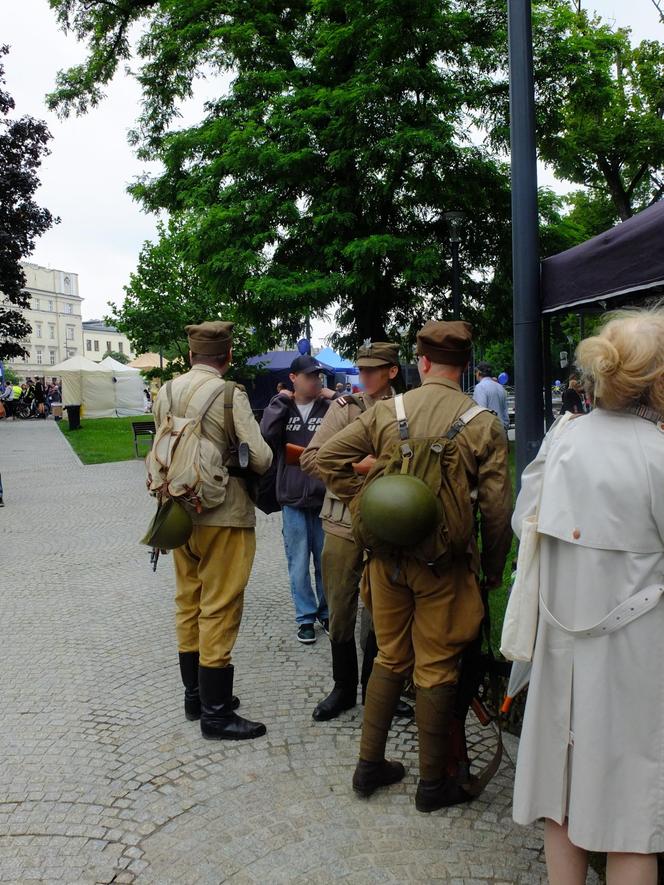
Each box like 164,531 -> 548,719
360,474 -> 439,547
141,498 -> 193,550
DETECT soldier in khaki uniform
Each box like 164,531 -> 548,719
317,321 -> 512,808
153,321 -> 273,741
300,341 -> 413,721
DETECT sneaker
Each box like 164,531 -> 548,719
297,624 -> 316,644
318,618 -> 330,636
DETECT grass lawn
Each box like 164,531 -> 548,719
57,415 -> 154,464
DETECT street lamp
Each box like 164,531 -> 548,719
443,211 -> 466,320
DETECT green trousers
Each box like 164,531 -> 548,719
321,533 -> 364,643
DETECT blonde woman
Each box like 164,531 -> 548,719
512,309 -> 664,885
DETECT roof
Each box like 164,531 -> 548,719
82,320 -> 121,333
541,201 -> 664,314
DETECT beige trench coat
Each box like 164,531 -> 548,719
512,408 -> 664,853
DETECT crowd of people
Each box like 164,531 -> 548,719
0,376 -> 62,420
144,309 -> 664,885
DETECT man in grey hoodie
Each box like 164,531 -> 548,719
260,355 -> 336,643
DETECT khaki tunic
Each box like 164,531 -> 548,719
153,364 -> 273,528
300,391 -> 388,541
316,376 -> 513,580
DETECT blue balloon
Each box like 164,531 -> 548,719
498,372 -> 509,385
554,380 -> 562,387
297,338 -> 310,355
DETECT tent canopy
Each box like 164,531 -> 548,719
52,355 -> 144,418
314,346 -> 359,374
246,350 -> 300,371
541,201 -> 664,314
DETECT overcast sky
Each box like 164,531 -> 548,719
3,0 -> 661,339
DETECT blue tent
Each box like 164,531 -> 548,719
246,350 -> 300,370
313,347 -> 359,374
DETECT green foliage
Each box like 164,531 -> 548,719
106,349 -> 130,364
48,0 -> 514,352
106,216 -> 265,380
0,46 -> 56,360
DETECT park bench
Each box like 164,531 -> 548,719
132,420 -> 156,457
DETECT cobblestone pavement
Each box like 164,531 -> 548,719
0,420 -> 598,884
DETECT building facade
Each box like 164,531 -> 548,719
82,321 -> 134,363
9,263 -> 85,378
5,263 -> 135,378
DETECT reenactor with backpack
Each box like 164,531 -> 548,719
148,321 -> 273,741
316,320 -> 512,810
300,341 -> 413,721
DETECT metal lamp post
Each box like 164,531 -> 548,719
443,211 -> 466,320
508,0 -> 544,486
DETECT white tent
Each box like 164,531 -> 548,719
51,355 -> 144,418
100,357 -> 145,417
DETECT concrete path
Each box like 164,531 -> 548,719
0,419 -> 588,884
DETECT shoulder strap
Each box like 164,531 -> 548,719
195,379 -> 227,426
164,380 -> 173,413
394,393 -> 409,440
223,381 -> 238,450
446,404 -> 489,440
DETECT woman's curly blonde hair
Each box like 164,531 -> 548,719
576,307 -> 664,414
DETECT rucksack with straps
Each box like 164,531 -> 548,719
146,377 -> 240,513
350,393 -> 488,564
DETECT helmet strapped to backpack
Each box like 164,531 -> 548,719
350,394 -> 488,565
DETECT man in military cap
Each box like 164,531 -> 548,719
300,341 -> 412,721
317,320 -> 512,808
153,321 -> 273,741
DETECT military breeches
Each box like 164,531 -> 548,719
173,526 -> 256,668
360,555 -> 484,689
321,533 -> 364,643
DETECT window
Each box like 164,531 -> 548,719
36,348 -> 43,365
66,325 -> 74,341
49,324 -> 55,339
35,322 -> 42,339
49,350 -> 56,365
106,341 -> 112,352
33,298 -> 40,310
48,300 -> 53,311
64,303 -> 73,315
86,339 -> 92,351
94,340 -> 99,352
118,342 -> 124,354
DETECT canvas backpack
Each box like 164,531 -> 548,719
350,393 -> 488,564
146,377 -> 239,513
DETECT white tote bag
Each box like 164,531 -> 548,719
500,412 -> 575,662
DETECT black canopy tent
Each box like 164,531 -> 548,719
538,200 -> 664,425
541,200 -> 664,315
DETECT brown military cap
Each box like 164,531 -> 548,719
185,321 -> 234,356
355,340 -> 400,368
416,320 -> 473,366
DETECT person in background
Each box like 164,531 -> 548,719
335,382 -> 345,394
511,309 -> 664,885
260,355 -> 335,644
12,382 -> 21,418
560,376 -> 585,415
474,362 -> 509,432
276,382 -> 286,394
34,377 -> 46,418
0,380 -> 13,419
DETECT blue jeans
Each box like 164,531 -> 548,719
281,505 -> 328,625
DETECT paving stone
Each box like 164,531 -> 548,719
0,421 -> 601,884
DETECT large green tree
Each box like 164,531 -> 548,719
0,46 -> 56,361
108,216 -> 264,376
48,0 -> 513,353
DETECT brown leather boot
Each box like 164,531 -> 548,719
352,663 -> 406,796
415,683 -> 472,813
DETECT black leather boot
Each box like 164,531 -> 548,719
312,639 -> 358,721
179,652 -> 240,721
352,759 -> 405,797
361,631 -> 414,720
199,664 -> 266,741
415,683 -> 471,812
